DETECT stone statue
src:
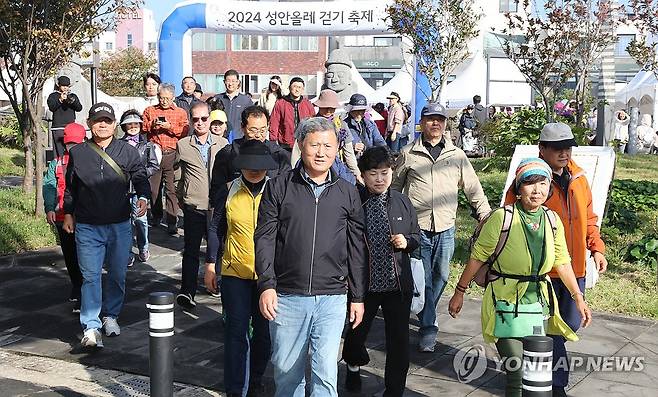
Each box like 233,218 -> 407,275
323,48 -> 355,102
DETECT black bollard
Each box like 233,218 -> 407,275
522,335 -> 553,396
148,292 -> 174,397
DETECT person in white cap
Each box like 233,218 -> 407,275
119,109 -> 161,266
503,122 -> 607,397
258,75 -> 284,117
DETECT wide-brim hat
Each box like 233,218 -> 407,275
233,140 -> 278,170
314,89 -> 341,109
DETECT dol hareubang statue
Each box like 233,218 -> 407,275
323,48 -> 356,102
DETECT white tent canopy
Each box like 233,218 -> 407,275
615,70 -> 658,129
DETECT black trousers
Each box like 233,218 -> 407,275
150,151 -> 178,227
342,291 -> 411,397
55,223 -> 82,299
179,206 -> 208,299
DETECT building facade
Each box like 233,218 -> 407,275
192,33 -> 327,96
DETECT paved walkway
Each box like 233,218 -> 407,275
0,226 -> 656,396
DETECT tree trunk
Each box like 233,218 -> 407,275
30,89 -> 46,217
22,125 -> 34,193
34,122 -> 45,217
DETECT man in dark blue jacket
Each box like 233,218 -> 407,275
344,94 -> 386,158
63,103 -> 150,349
255,117 -> 367,397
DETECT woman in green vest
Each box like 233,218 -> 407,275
448,157 -> 592,396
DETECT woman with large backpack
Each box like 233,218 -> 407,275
447,158 -> 592,397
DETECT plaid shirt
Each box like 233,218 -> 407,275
143,104 -> 189,151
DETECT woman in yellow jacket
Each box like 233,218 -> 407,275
448,158 -> 592,397
205,139 -> 278,397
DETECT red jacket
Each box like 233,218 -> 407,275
504,159 -> 605,278
269,95 -> 315,147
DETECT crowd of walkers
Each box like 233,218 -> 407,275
44,70 -> 607,397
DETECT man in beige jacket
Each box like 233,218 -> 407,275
175,102 -> 228,309
392,102 -> 491,352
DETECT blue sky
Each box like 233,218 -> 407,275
144,0 -> 180,28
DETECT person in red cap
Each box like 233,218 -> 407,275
43,122 -> 86,314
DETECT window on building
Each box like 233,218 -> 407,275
499,0 -> 518,13
193,74 -> 225,94
192,33 -> 227,51
374,37 -> 394,47
147,42 -> 156,52
615,34 -> 635,57
105,42 -> 113,51
127,33 -> 133,47
232,35 -> 318,51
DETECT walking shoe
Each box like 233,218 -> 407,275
138,249 -> 150,262
102,316 -> 121,337
552,387 -> 568,397
176,293 -> 196,310
345,367 -> 362,392
167,224 -> 178,236
128,254 -> 135,268
206,288 -> 220,298
418,334 -> 436,353
81,328 -> 103,348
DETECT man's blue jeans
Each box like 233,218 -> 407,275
549,276 -> 586,389
221,276 -> 271,396
416,227 -> 455,338
130,195 -> 149,253
269,294 -> 347,397
75,220 -> 132,331
387,135 -> 409,154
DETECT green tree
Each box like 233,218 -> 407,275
628,0 -> 658,74
96,47 -> 157,96
498,1 -> 620,124
385,0 -> 481,102
0,1 -> 140,217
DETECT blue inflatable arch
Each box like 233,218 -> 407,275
158,0 -> 431,121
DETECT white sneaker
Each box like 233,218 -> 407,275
102,316 -> 121,337
81,328 -> 104,348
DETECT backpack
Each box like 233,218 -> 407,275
470,204 -> 558,287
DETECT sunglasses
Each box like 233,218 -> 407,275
192,116 -> 209,122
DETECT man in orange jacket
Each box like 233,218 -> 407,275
504,122 -> 607,396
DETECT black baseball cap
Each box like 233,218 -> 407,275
57,76 -> 71,86
88,102 -> 116,122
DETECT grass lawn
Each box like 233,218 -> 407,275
0,147 -> 56,255
0,187 -> 56,255
449,155 -> 658,320
0,146 -> 25,176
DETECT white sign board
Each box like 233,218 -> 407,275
502,146 -> 617,288
205,1 -> 390,35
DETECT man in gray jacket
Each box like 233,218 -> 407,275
392,102 -> 491,352
174,102 -> 228,309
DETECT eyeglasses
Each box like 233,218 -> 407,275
192,116 -> 209,123
158,96 -> 173,101
246,127 -> 268,136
